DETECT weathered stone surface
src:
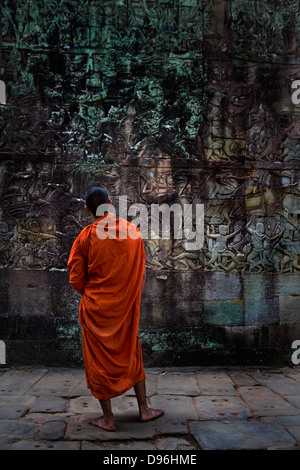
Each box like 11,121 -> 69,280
31,396 -> 67,413
202,300 -> 244,326
0,395 -> 36,419
0,419 -> 40,440
30,368 -> 85,397
38,420 -> 66,440
227,370 -> 259,387
65,416 -> 156,441
2,440 -> 79,450
279,296 -> 300,324
244,298 -> 280,325
156,371 -> 200,396
194,395 -> 252,420
203,273 -> 242,301
81,440 -> 157,451
196,370 -> 237,395
0,368 -> 48,394
242,273 -> 277,300
238,385 -> 300,417
189,421 -> 297,450
69,396 -> 100,415
250,373 -> 300,396
155,437 -> 198,451
285,396 -> 300,408
149,395 -> 198,434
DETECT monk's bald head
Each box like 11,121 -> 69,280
85,187 -> 109,216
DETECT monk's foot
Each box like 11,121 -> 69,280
140,407 -> 164,422
89,416 -> 116,432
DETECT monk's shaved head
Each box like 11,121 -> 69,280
85,187 -> 109,216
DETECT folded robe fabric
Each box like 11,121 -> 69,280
67,213 -> 146,400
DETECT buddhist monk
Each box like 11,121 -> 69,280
68,187 -> 163,431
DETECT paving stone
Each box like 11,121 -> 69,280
253,375 -> 300,396
285,395 -> 300,408
189,421 -> 297,450
194,395 -> 252,421
0,419 -> 40,440
0,395 -> 36,418
227,370 -> 259,387
31,395 -> 67,413
30,368 -> 84,397
284,368 -> 300,382
285,426 -> 300,442
0,406 -> 28,419
65,414 -> 156,441
0,368 -> 48,395
111,395 -> 141,417
149,395 -> 198,434
69,394 -> 143,417
155,437 -> 198,450
81,440 -> 157,450
156,372 -> 200,396
69,395 -> 100,414
2,440 -> 80,450
39,421 -> 66,440
196,369 -> 237,395
23,412 -> 78,424
68,378 -> 92,397
238,385 -> 300,417
262,416 -> 300,426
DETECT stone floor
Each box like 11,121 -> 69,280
0,365 -> 300,451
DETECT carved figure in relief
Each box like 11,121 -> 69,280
144,239 -> 165,269
37,240 -> 61,268
282,136 -> 300,162
282,194 -> 300,225
141,165 -> 176,203
17,218 -> 57,244
206,224 -> 243,272
272,228 -> 300,272
173,250 -> 206,271
245,221 -> 283,271
10,242 -> 43,269
0,220 -> 15,266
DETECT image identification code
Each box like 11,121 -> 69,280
102,454 -> 197,467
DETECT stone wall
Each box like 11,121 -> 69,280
0,0 -> 299,366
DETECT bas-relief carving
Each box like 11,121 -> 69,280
0,161 -> 87,269
2,157 -> 294,273
135,161 -> 300,273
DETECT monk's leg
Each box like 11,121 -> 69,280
134,380 -> 163,422
89,399 -> 116,431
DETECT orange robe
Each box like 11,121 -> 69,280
67,212 -> 146,400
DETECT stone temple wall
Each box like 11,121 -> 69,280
0,0 -> 299,366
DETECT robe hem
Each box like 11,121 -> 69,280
87,371 -> 146,401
